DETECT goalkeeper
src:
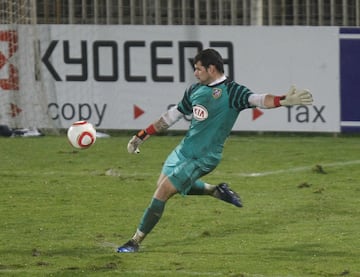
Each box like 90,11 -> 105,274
117,48 -> 313,253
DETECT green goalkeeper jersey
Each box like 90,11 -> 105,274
176,78 -> 254,162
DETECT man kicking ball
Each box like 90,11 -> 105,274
117,48 -> 313,253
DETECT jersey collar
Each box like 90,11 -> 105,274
207,75 -> 227,87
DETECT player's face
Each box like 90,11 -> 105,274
194,61 -> 213,85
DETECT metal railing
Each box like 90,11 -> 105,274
1,0 -> 360,26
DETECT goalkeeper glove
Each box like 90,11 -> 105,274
127,129 -> 149,154
127,124 -> 157,154
277,85 -> 313,106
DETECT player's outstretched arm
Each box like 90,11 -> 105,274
127,105 -> 183,154
264,85 -> 313,108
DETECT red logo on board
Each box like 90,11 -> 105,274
0,30 -> 19,90
134,105 -> 145,119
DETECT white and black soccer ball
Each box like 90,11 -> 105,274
67,121 -> 96,149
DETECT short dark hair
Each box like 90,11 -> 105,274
193,48 -> 224,73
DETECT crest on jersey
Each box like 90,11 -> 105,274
193,105 -> 208,121
212,88 -> 222,99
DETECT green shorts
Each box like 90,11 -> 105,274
161,146 -> 220,195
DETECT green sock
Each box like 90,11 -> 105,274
138,198 -> 165,234
188,180 -> 210,195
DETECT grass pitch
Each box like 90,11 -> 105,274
1,133 -> 360,277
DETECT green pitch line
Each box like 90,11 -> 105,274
236,159 -> 360,177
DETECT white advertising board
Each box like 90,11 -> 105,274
1,25 -> 340,132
